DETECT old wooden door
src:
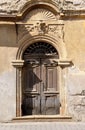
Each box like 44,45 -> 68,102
22,57 -> 60,116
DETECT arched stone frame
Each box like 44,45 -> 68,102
16,0 -> 61,20
12,1 -> 72,119
12,34 -> 72,118
17,35 -> 66,60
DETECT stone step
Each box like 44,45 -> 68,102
0,122 -> 85,130
12,115 -> 72,122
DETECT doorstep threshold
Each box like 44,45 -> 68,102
12,115 -> 72,122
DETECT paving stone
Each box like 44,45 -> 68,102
0,122 -> 85,130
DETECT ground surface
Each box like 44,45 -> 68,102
0,122 -> 85,130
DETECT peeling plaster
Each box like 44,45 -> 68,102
68,66 -> 85,74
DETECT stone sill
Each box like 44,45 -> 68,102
12,115 -> 72,122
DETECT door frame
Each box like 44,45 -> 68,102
12,58 -> 72,117
12,36 -> 72,117
22,54 -> 60,115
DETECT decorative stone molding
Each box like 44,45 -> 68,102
12,60 -> 24,68
24,8 -> 58,21
0,0 -> 85,19
12,59 -> 72,68
0,0 -> 62,15
64,0 -> 85,10
18,21 -> 64,43
62,0 -> 85,18
52,59 -> 73,67
17,34 -> 67,60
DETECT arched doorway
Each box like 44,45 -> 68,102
21,42 -> 60,116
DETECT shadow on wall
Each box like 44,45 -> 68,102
21,62 -> 41,115
0,24 -> 18,47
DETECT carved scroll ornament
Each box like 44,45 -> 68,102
18,22 -> 64,41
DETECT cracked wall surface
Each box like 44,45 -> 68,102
64,20 -> 85,121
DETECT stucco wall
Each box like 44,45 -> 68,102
0,24 -> 18,121
0,20 -> 85,121
64,20 -> 85,121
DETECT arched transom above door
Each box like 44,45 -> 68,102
23,42 -> 59,64
23,42 -> 59,56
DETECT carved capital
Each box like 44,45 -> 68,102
53,59 -> 73,67
12,60 -> 24,68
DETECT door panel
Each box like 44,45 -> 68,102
46,65 -> 57,91
22,95 -> 40,115
45,95 -> 57,115
43,94 -> 60,115
22,58 -> 60,115
23,64 -> 41,92
41,64 -> 60,115
22,63 -> 41,115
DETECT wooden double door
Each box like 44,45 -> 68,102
22,56 -> 60,116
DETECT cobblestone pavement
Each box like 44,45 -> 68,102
0,122 -> 85,130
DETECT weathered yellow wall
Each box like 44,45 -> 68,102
64,20 -> 85,71
0,24 -> 18,72
64,20 -> 85,121
0,24 -> 18,121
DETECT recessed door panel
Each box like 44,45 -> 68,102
23,64 -> 41,92
43,94 -> 60,115
45,65 -> 58,91
22,95 -> 40,115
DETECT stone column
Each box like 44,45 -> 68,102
53,59 -> 72,115
12,60 -> 24,117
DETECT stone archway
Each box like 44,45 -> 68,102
12,36 -> 71,117
17,35 -> 66,60
16,0 -> 61,19
12,35 -> 72,120
12,2 -> 72,118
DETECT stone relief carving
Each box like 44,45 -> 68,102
24,8 -> 57,21
18,22 -> 64,41
0,0 -> 62,15
0,0 -> 85,15
0,0 -> 27,14
64,0 -> 85,10
18,7 -> 64,41
50,0 -> 62,6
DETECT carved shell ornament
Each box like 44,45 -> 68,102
18,7 -> 64,40
25,8 -> 58,21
